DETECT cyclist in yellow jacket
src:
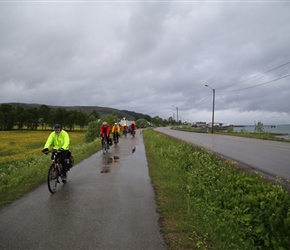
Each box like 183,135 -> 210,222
42,124 -> 70,180
111,122 -> 121,143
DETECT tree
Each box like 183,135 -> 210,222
0,111 -> 4,130
254,121 -> 264,133
39,105 -> 51,130
54,108 -> 67,128
66,110 -> 77,130
90,110 -> 100,119
152,116 -> 163,126
25,107 -> 39,130
76,111 -> 88,130
100,114 -> 118,127
0,104 -> 16,130
88,115 -> 97,123
15,105 -> 25,129
144,114 -> 152,123
168,116 -> 174,126
136,118 -> 150,128
85,121 -> 99,142
86,113 -> 118,141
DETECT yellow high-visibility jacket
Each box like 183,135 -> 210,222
44,130 -> 70,150
111,125 -> 120,133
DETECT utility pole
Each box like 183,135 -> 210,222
205,85 -> 215,133
176,106 -> 179,126
172,105 -> 178,127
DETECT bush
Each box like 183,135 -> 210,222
85,121 -> 99,142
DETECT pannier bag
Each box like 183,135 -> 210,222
66,150 -> 74,168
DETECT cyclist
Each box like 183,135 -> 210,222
100,121 -> 111,148
122,124 -> 128,137
42,124 -> 70,181
130,122 -> 136,136
111,122 -> 121,143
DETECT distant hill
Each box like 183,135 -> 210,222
2,103 -> 146,121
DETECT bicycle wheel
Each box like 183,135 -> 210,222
114,134 -> 118,147
102,140 -> 108,154
47,164 -> 58,193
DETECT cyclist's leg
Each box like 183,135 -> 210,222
60,151 -> 68,177
107,135 -> 110,148
66,150 -> 71,171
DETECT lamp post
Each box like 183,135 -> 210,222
172,105 -> 179,127
205,85 -> 215,133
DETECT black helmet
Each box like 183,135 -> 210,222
54,124 -> 62,130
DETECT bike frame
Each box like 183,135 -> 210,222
47,150 -> 66,193
102,136 -> 108,154
113,132 -> 118,145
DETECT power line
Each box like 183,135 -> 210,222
217,61 -> 290,90
180,92 -> 212,111
221,74 -> 290,92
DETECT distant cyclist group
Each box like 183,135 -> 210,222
99,121 -> 137,148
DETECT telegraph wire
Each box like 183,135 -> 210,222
220,74 -> 290,92
179,92 -> 212,111
217,61 -> 290,90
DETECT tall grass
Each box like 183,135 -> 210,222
143,129 -> 290,250
0,130 -> 101,206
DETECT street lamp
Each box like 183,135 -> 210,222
172,105 -> 179,126
205,85 -> 215,133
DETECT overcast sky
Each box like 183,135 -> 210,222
1,1 -> 290,125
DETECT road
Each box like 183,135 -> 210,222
155,127 -> 290,182
0,131 -> 165,250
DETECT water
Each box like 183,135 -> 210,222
233,124 -> 290,139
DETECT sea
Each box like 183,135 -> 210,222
233,124 -> 290,140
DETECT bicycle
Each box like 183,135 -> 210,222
101,134 -> 109,154
46,149 -> 68,194
113,132 -> 119,147
123,129 -> 127,138
131,129 -> 136,137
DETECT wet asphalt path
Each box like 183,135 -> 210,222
0,130 -> 165,250
155,127 -> 290,181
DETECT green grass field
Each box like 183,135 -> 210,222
0,130 -> 101,206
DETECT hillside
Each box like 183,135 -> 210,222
2,103 -> 146,121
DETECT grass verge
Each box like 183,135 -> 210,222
143,129 -> 290,250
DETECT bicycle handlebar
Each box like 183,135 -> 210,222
42,149 -> 64,155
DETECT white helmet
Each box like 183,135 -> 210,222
102,121 -> 107,125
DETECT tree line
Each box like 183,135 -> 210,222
0,103 -> 98,130
0,103 -> 168,131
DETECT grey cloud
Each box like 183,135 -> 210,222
0,2 -> 290,124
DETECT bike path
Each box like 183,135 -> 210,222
0,130 -> 165,250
